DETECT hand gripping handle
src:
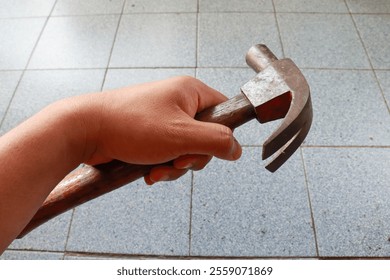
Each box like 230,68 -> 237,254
17,92 -> 257,238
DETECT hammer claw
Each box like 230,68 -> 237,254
263,108 -> 312,172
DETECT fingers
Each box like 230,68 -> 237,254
144,166 -> 188,185
177,119 -> 242,161
144,154 -> 212,185
169,78 -> 242,161
174,154 -> 212,170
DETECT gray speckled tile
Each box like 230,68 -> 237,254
0,70 -> 105,134
198,13 -> 282,67
0,71 -> 22,123
0,18 -> 45,70
66,174 -> 191,256
1,250 -> 63,260
28,15 -> 119,69
376,70 -> 390,106
196,68 -> 277,146
303,148 -> 390,257
110,14 -> 196,68
199,0 -> 274,12
124,0 -> 197,13
0,0 -> 55,18
346,0 -> 390,13
8,211 -> 72,252
191,147 -> 316,257
278,13 -> 370,69
302,69 -> 390,146
274,0 -> 348,13
53,0 -> 125,16
103,68 -> 195,90
353,15 -> 390,70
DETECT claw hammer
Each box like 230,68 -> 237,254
17,44 -> 313,238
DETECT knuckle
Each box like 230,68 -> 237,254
217,126 -> 234,154
173,75 -> 198,88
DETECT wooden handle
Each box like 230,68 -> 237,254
17,94 -> 256,238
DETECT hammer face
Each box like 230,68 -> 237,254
241,61 -> 292,124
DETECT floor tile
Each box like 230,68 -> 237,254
1,250 -> 63,260
66,174 -> 191,256
53,0 -> 125,16
353,15 -> 390,70
376,70 -> 390,106
346,0 -> 390,13
191,147 -> 316,257
124,0 -> 197,13
302,69 -> 390,146
103,68 -> 195,90
110,14 -> 196,67
0,70 -> 105,134
0,0 -> 55,18
196,68 -> 278,146
0,18 -> 45,70
278,13 -> 370,69
303,148 -> 390,257
198,13 -> 282,67
0,71 -> 22,123
199,0 -> 273,12
28,15 -> 119,69
8,212 -> 72,252
274,0 -> 348,13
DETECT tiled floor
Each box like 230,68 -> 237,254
0,0 -> 389,259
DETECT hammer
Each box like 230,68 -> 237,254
17,44 -> 312,238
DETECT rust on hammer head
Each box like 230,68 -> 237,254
241,44 -> 312,172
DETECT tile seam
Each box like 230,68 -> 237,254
345,0 -> 390,113
0,0 -> 58,130
299,148 -> 320,257
100,0 -> 127,91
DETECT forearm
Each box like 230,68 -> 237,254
0,97 -> 89,253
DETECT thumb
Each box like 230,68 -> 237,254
178,119 -> 242,161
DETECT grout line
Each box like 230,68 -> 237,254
7,66 -> 390,72
242,145 -> 390,148
1,11 -> 390,21
7,247 -> 390,260
373,70 -> 390,113
301,145 -> 390,149
188,170 -> 195,256
345,0 -> 390,113
63,209 -> 76,258
100,0 -> 127,91
195,0 -> 200,69
271,0 -> 286,58
299,148 -> 320,257
0,0 -> 58,130
188,0 -> 200,256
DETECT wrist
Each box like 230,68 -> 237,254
49,93 -> 103,165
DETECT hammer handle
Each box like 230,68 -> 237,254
17,93 -> 256,238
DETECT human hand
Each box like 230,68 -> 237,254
78,76 -> 242,185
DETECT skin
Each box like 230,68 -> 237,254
0,76 -> 242,254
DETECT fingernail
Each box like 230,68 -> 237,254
156,175 -> 170,182
181,163 -> 193,170
230,138 -> 242,160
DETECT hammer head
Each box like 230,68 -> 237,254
241,45 -> 312,172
